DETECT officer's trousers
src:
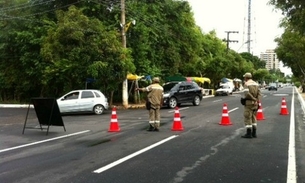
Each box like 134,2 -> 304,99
149,106 -> 161,126
244,105 -> 258,128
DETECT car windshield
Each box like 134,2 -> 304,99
218,85 -> 230,89
163,83 -> 178,92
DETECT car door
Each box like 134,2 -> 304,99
176,84 -> 188,102
79,91 -> 95,112
57,91 -> 80,113
185,83 -> 196,101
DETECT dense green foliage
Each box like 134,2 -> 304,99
269,0 -> 305,90
0,0 -> 273,103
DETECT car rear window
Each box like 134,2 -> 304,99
94,91 -> 101,98
81,91 -> 95,99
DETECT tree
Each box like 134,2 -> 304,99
40,6 -> 135,102
240,52 -> 266,69
253,69 -> 269,84
269,0 -> 305,34
274,27 -> 305,91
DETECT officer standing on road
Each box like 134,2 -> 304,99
136,77 -> 164,131
242,72 -> 261,138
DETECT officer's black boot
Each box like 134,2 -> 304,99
153,123 -> 160,132
147,124 -> 155,131
252,126 -> 257,138
241,128 -> 252,138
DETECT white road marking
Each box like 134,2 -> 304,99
213,99 -> 222,103
273,94 -> 289,96
93,135 -> 178,174
228,108 -> 238,113
0,130 -> 90,153
287,89 -> 296,183
168,107 -> 189,113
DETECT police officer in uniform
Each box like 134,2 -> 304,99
137,77 -> 164,131
242,72 -> 261,138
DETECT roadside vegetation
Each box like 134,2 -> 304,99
0,0 -> 300,104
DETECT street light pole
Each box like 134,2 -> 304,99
121,0 -> 128,109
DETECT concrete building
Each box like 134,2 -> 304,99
260,49 -> 280,70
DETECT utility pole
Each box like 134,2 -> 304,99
247,0 -> 251,53
121,0 -> 128,108
224,31 -> 239,53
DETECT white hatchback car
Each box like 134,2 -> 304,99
57,89 -> 109,115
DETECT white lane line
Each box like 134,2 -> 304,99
93,135 -> 178,174
274,94 -> 289,96
213,99 -> 222,103
168,107 -> 189,113
287,89 -> 296,183
228,107 -> 238,113
0,130 -> 90,153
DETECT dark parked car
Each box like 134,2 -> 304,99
268,86 -> 278,91
162,81 -> 203,108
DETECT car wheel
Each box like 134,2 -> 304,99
168,97 -> 177,109
93,104 -> 104,115
193,95 -> 201,106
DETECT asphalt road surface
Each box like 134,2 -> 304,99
0,86 -> 304,183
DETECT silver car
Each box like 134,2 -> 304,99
57,89 -> 109,115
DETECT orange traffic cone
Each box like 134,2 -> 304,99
256,101 -> 265,120
280,97 -> 289,115
172,107 -> 184,131
108,107 -> 120,132
219,103 -> 232,125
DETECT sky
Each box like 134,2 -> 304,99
187,0 -> 292,75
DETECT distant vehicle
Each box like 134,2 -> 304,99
162,81 -> 203,108
268,86 -> 278,91
215,78 -> 234,96
269,82 -> 277,88
57,90 -> 109,115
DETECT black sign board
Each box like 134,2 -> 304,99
23,98 -> 66,135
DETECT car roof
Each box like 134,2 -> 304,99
70,89 -> 101,92
164,81 -> 196,85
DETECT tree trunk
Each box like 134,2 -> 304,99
109,91 -> 114,106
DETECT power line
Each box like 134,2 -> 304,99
0,0 -> 82,21
0,0 -> 55,13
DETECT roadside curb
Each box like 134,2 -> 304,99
296,87 -> 305,112
0,104 -> 33,108
0,95 -> 216,109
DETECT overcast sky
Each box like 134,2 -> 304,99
187,0 -> 292,75
187,0 -> 284,56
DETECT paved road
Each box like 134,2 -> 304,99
0,87 -> 304,183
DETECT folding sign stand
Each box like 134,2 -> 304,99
23,98 -> 66,135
